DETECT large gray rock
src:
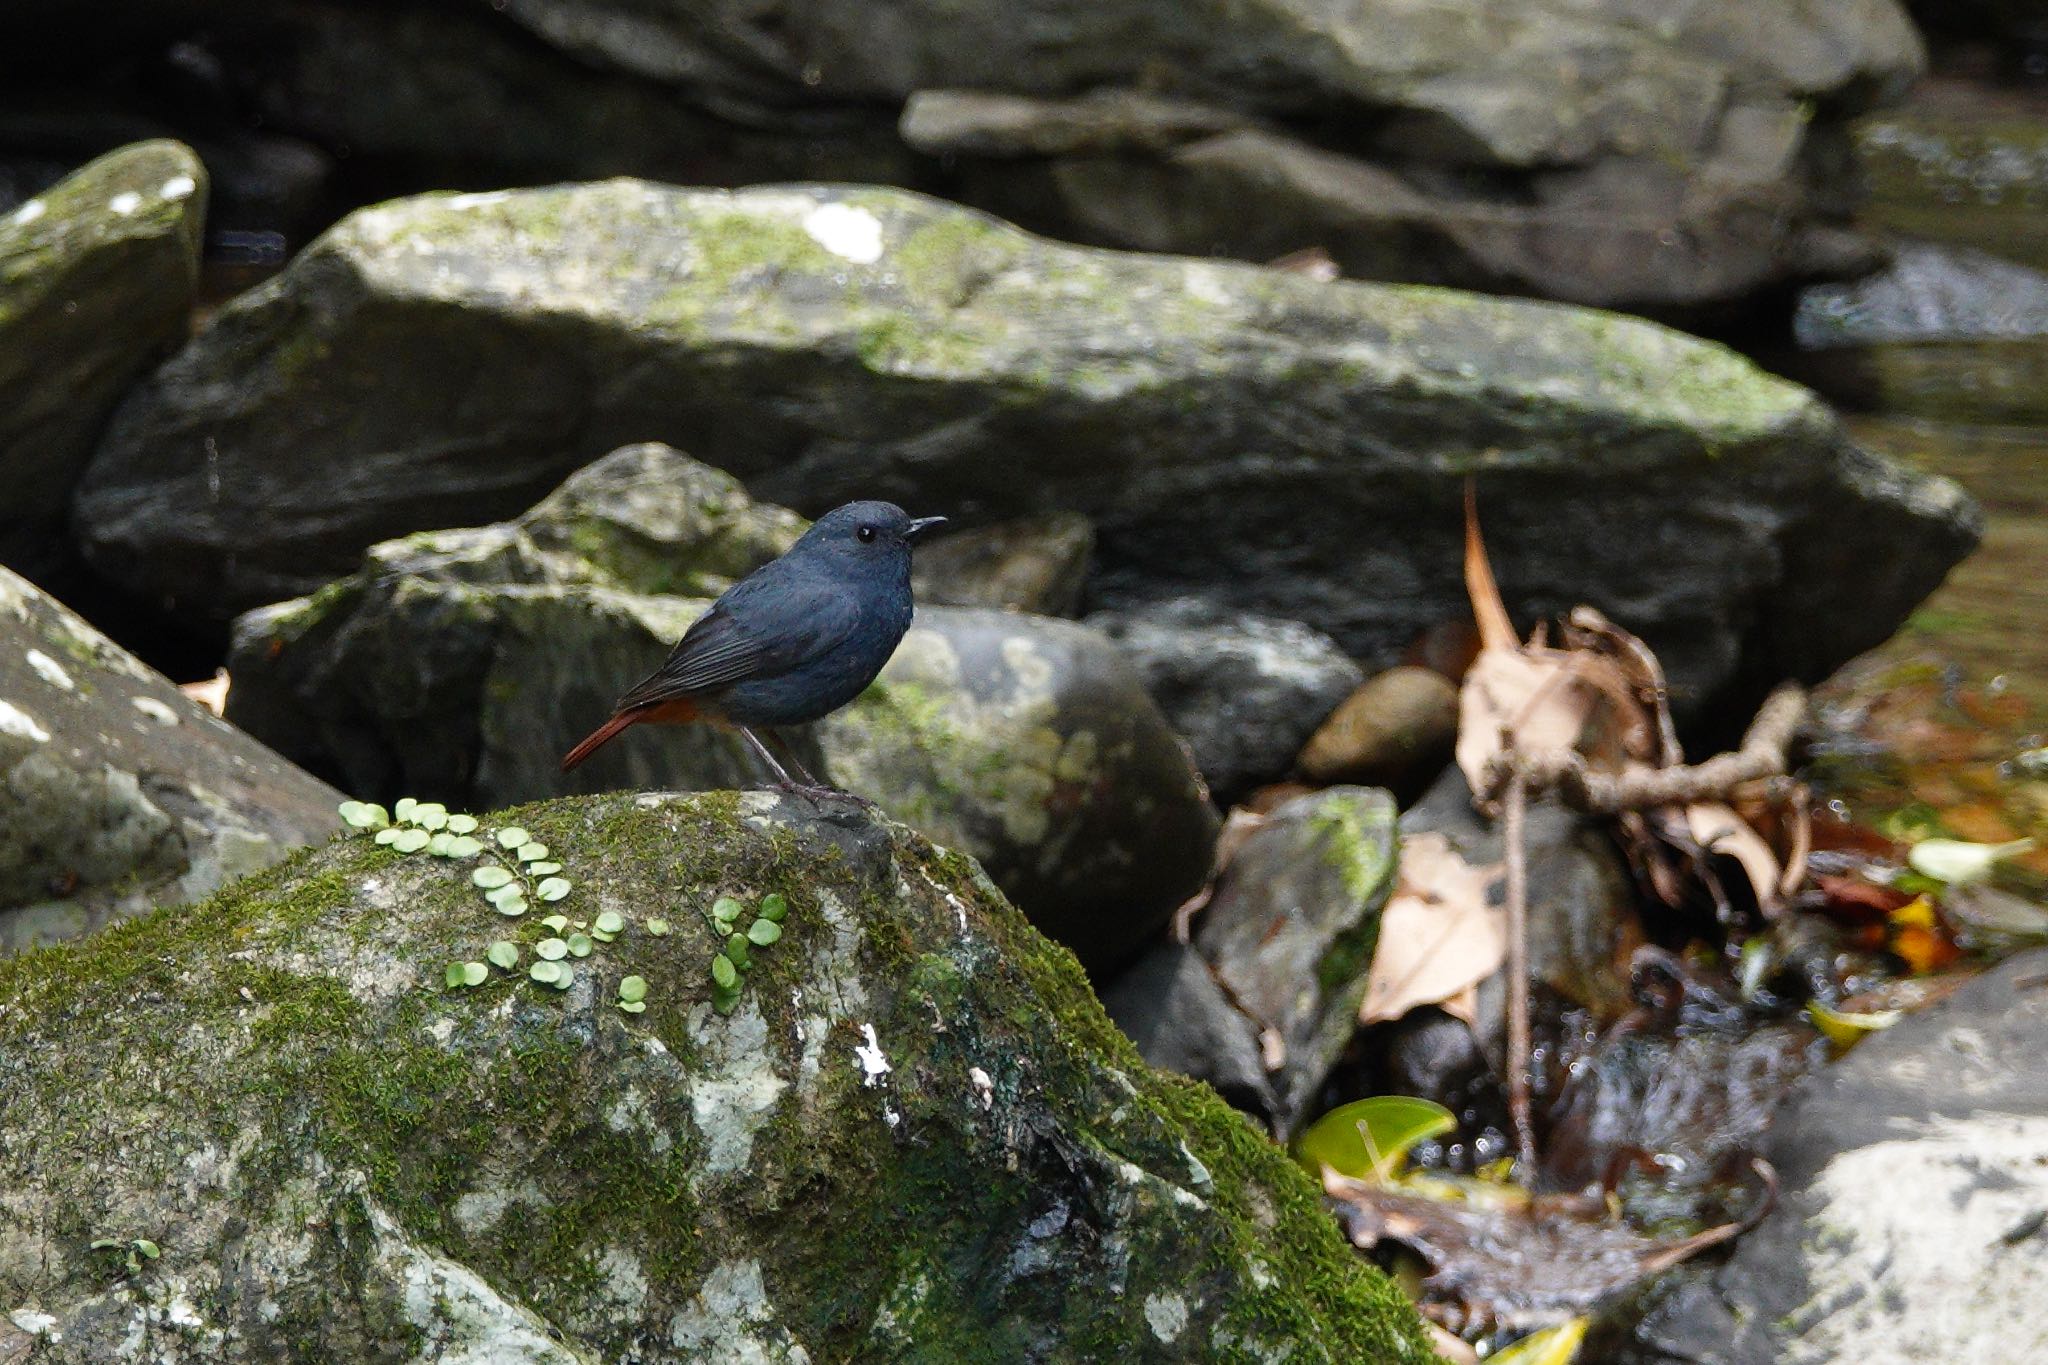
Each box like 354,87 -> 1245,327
0,789 -> 1435,1363
227,446 -> 1216,973
80,183 -> 1979,721
1194,788 -> 1398,1138
1795,239 -> 2048,348
1086,600 -> 1362,805
1620,948 -> 2048,1364
0,565 -> 340,954
0,140 -> 204,580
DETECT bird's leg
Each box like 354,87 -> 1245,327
739,727 -> 869,806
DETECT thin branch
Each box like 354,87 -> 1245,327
1501,763 -> 1538,1177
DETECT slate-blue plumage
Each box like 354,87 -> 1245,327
561,501 -> 945,787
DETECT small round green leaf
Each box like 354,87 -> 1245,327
374,827 -> 401,846
618,975 -> 648,1003
590,928 -> 617,944
413,804 -> 449,831
712,990 -> 740,1016
711,954 -> 738,989
132,1239 -> 160,1260
426,832 -> 455,857
618,1000 -> 646,1014
724,933 -> 750,968
646,918 -> 671,937
516,842 -> 550,863
495,827 -> 530,849
485,881 -> 525,904
473,866 -> 513,890
338,801 -> 391,830
566,933 -> 594,957
395,797 -> 418,821
445,835 -> 485,857
595,911 -> 624,935
536,938 -> 568,961
446,814 -> 479,834
538,878 -> 571,902
493,894 -> 530,918
529,960 -> 563,985
444,962 -> 468,989
759,893 -> 787,923
392,828 -> 431,853
747,918 -> 782,946
541,914 -> 570,932
487,940 -> 519,970
547,964 -> 574,991
461,962 -> 489,987
526,861 -> 563,876
711,896 -> 744,926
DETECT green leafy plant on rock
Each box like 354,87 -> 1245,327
706,891 -> 785,1015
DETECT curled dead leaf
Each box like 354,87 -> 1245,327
178,667 -> 230,717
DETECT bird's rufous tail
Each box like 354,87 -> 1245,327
560,697 -> 703,771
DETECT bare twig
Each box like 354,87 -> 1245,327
1485,684 -> 1806,813
1501,761 -> 1538,1177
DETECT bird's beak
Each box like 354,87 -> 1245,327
905,516 -> 948,545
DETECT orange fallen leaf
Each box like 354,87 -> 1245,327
178,668 -> 230,717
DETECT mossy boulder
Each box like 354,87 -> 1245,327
77,181 -> 1978,722
0,140 -> 204,580
227,446 -> 1217,972
0,566 -> 341,954
0,790 -> 1435,1363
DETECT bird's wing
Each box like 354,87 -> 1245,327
613,572 -> 860,711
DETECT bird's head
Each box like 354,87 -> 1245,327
804,501 -> 947,563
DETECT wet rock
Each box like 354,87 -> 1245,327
1618,947 -> 2048,1364
1298,666 -> 1460,800
1194,788 -> 1397,1138
1087,600 -> 1362,804
1795,239 -> 2048,348
0,140 -> 204,581
1099,940 -> 1278,1122
228,448 -> 1216,973
0,565 -> 340,954
1402,766 -> 1640,1043
0,789 -> 1436,1362
910,511 -> 1093,616
75,182 -> 1978,724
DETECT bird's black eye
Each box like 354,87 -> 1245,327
857,525 -> 876,543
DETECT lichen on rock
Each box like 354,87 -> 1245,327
0,791 -> 1433,1361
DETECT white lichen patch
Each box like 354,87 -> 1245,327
803,202 -> 884,264
596,1247 -> 649,1314
160,175 -> 196,200
10,198 -> 44,227
446,191 -> 512,210
7,1306 -> 57,1336
451,1180 -> 547,1236
853,1023 -> 892,1086
24,649 -> 73,690
1144,1291 -> 1189,1343
130,695 -> 181,726
365,1201 -> 582,1364
668,1259 -> 811,1363
108,191 -> 141,216
969,1066 -> 994,1110
689,1001 -> 789,1176
0,700 -> 50,743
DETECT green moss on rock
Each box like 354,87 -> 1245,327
0,792 -> 1431,1362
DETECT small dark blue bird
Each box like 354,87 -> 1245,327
561,501 -> 946,791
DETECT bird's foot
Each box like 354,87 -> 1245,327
772,780 -> 875,810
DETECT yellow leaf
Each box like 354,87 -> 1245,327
1295,1096 -> 1456,1183
1806,1001 -> 1903,1051
1488,1318 -> 1588,1365
1890,895 -> 1937,929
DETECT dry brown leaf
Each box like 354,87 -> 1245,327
1463,480 -> 1517,653
179,668 -> 230,717
1362,832 -> 1506,1025
1684,802 -> 1783,916
1454,647 -> 1595,793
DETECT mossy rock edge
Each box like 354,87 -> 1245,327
0,790 -> 1433,1363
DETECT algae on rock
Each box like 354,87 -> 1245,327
0,791 -> 1435,1362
